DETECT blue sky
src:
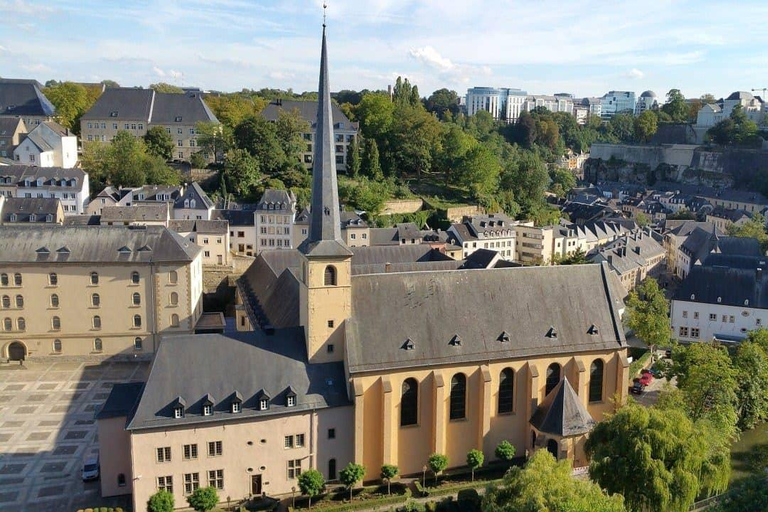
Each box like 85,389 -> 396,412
2,0 -> 768,100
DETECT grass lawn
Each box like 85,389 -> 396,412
291,482 -> 409,511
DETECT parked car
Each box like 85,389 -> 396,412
630,379 -> 644,395
82,455 -> 100,482
639,370 -> 654,387
665,349 -> 672,359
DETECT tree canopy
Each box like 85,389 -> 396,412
625,278 -> 670,349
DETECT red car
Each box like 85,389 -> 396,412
639,370 -> 654,387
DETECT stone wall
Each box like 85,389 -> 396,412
201,255 -> 254,313
443,205 -> 484,223
381,198 -> 424,215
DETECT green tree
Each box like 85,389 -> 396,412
339,463 -> 366,501
586,403 -> 729,512
425,88 -> 460,119
204,94 -> 265,127
625,278 -> 670,352
380,464 -> 398,495
455,145 -> 501,200
275,108 -> 311,166
150,82 -> 184,94
147,489 -> 175,512
662,89 -> 689,123
354,93 -> 395,140
196,121 -> 232,163
298,469 -> 325,508
186,486 -> 219,512
727,213 -> 768,253
347,138 -> 361,178
223,148 -> 260,198
361,138 -> 383,181
711,475 -> 768,512
708,105 -> 761,147
234,115 -> 286,176
667,209 -> 696,220
733,341 -> 768,429
634,110 -> 658,143
558,248 -> 590,265
427,453 -> 448,483
494,440 -> 516,462
549,167 -> 576,197
143,126 -> 174,160
388,104 -> 442,180
43,81 -> 101,134
466,449 -> 484,482
609,113 -> 635,143
484,450 -> 626,512
635,212 -> 651,227
499,149 -> 549,218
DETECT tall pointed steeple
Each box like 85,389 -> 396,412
299,19 -> 351,257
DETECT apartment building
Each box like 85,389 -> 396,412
254,189 -> 297,252
80,89 -> 218,162
13,121 -> 77,168
448,213 -> 517,260
169,219 -> 231,266
87,185 -> 182,215
514,222 -> 585,265
696,91 -> 765,128
173,183 -> 215,220
0,165 -> 89,214
0,225 -> 203,361
589,229 -> 665,293
599,91 -> 636,118
0,117 -> 26,158
0,196 -> 64,225
260,100 -> 358,172
100,203 -> 171,226
0,78 -> 56,128
705,207 -> 752,232
466,87 -> 529,122
214,209 -> 257,257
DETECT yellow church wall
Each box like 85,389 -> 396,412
352,348 -> 626,480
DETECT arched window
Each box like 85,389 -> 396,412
94,338 -> 103,352
3,318 -> 11,331
13,273 -> 21,286
134,337 -> 143,350
547,439 -> 559,459
1,296 -> 9,308
171,314 -> 179,327
131,271 -> 140,284
545,363 -> 561,396
91,293 -> 100,307
17,317 -> 25,331
117,473 -> 126,487
0,274 -> 7,286
170,292 -> 179,306
498,368 -> 514,414
400,378 -> 418,426
49,273 -> 58,286
169,271 -> 178,284
15,295 -> 22,308
450,373 -> 467,420
53,339 -> 62,353
324,266 -> 337,286
328,458 -> 337,481
133,315 -> 142,328
52,316 -> 61,330
90,272 -> 99,285
132,292 -> 141,306
50,294 -> 59,308
93,316 -> 101,329
589,359 -> 605,403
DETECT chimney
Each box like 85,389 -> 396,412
634,246 -> 641,255
385,262 -> 391,273
758,267 -> 763,280
607,255 -> 613,265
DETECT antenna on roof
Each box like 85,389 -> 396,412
323,2 -> 327,27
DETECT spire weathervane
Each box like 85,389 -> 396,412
323,3 -> 327,27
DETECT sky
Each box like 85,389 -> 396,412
2,0 -> 768,100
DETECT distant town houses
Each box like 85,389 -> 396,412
0,196 -> 65,225
0,165 -> 89,214
0,117 -> 26,159
86,185 -> 182,215
13,121 -> 78,168
80,88 -> 218,161
260,99 -> 358,172
589,229 -> 665,293
695,91 -> 765,128
0,78 -> 56,128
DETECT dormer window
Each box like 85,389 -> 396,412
203,404 -> 213,416
588,324 -> 599,335
29,214 -> 36,222
175,116 -> 182,122
449,334 -> 462,346
46,214 -> 53,223
287,396 -> 296,407
174,406 -> 184,419
498,331 -> 510,343
259,398 -> 269,411
232,401 -> 241,413
9,213 -> 16,222
546,326 -> 557,338
401,338 -> 415,351
184,199 -> 189,208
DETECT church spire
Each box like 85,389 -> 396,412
302,18 -> 347,254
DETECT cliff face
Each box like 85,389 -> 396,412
585,143 -> 768,189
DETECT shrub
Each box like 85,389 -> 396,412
457,489 -> 481,512
339,463 -> 366,501
187,486 -> 219,512
298,469 -> 325,508
495,440 -> 516,462
466,449 -> 484,481
428,453 -> 449,483
148,490 -> 175,512
381,464 -> 399,495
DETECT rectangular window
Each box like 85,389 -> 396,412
693,312 -> 699,320
157,446 -> 171,463
208,469 -> 224,489
722,315 -> 728,322
284,435 -> 294,449
327,320 -> 334,328
758,319 -> 763,326
157,476 -> 173,493
679,327 -> 689,337
295,434 -> 305,448
709,314 -> 717,321
208,440 -> 222,457
287,459 -> 302,479
183,444 -> 198,460
682,311 -> 688,318
184,473 -> 200,495
691,328 -> 700,338
730,316 -> 735,323
328,428 -> 336,439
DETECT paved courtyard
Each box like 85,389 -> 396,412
0,360 -> 149,512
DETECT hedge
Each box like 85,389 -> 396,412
629,351 -> 652,377
415,478 -> 503,499
289,488 -> 411,512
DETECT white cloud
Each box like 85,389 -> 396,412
168,70 -> 182,79
0,0 -> 54,15
408,46 -> 454,71
268,71 -> 295,80
152,66 -> 166,77
21,63 -> 51,72
408,45 -> 491,86
624,68 -> 645,79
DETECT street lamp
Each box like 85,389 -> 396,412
422,465 -> 427,494
292,486 -> 296,508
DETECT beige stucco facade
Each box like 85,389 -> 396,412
100,416 -> 134,498
0,256 -> 203,360
127,406 -> 354,511
350,350 -> 627,480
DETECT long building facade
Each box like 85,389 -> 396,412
0,225 -> 203,360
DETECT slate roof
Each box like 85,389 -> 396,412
95,382 -> 144,421
169,219 -> 228,234
0,225 -> 200,263
23,131 -> 53,152
100,204 -> 169,223
0,79 -> 55,117
530,378 -> 595,437
345,263 -> 625,374
590,230 -> 665,275
150,91 -> 217,124
1,197 -> 60,223
82,89 -> 217,124
126,330 -> 350,431
213,209 -> 255,227
257,189 -> 296,212
0,165 -> 86,187
674,257 -> 768,309
63,215 -> 101,226
260,100 -> 357,131
369,227 -> 399,245
350,245 -> 453,267
708,206 -> 751,223
174,182 -> 214,210
0,117 -> 25,136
